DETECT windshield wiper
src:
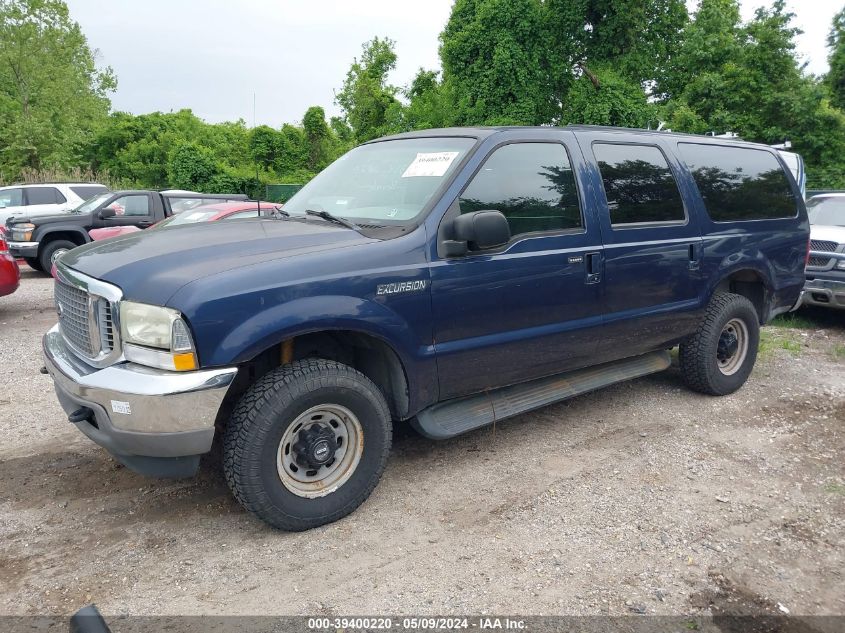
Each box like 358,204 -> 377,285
270,205 -> 290,219
305,209 -> 360,231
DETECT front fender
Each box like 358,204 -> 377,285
212,294 -> 418,366
35,224 -> 91,246
189,293 -> 438,414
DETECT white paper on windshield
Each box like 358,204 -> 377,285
401,152 -> 459,178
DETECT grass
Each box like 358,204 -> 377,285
769,312 -> 817,329
758,329 -> 803,359
832,344 -> 845,361
824,482 -> 845,495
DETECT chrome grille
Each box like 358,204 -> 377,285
808,256 -> 832,268
811,239 -> 838,252
54,277 -> 117,361
55,278 -> 94,356
53,265 -> 122,368
98,301 -> 115,352
807,240 -> 841,269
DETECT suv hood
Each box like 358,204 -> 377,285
810,224 -> 845,244
62,218 -> 374,306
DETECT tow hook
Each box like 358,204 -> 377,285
68,407 -> 94,424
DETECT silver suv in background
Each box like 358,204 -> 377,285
0,183 -> 109,227
803,193 -> 845,309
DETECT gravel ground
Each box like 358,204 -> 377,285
0,268 -> 843,617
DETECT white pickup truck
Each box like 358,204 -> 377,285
803,193 -> 845,309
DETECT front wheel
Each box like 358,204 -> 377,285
222,358 -> 392,531
39,239 -> 77,273
679,292 -> 760,396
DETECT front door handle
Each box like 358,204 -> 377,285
585,251 -> 602,284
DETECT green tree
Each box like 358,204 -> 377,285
561,66 -> 654,127
248,125 -> 283,169
403,68 -> 454,130
543,0 -> 688,99
439,0 -> 550,125
0,0 -> 115,179
302,106 -> 332,171
827,7 -> 845,110
335,37 -> 401,141
166,142 -> 219,190
663,0 -> 845,188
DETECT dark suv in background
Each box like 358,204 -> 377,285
6,190 -> 248,272
41,126 -> 808,531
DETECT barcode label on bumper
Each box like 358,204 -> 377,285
110,400 -> 132,415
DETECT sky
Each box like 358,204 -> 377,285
64,0 -> 842,128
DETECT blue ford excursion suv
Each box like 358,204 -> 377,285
43,126 -> 809,530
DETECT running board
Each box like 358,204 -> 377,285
412,351 -> 671,440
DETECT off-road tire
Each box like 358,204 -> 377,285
679,292 -> 760,396
39,239 -> 76,274
24,257 -> 44,272
222,358 -> 392,531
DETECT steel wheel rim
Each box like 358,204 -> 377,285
276,404 -> 363,499
716,318 -> 748,376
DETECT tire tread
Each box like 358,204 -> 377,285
679,292 -> 759,396
222,358 -> 391,531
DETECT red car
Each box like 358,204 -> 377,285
88,201 -> 278,241
0,232 -> 21,297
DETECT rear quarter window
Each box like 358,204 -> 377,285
70,185 -> 108,200
678,143 -> 797,221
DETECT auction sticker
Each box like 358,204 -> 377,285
110,400 -> 132,415
402,151 -> 459,178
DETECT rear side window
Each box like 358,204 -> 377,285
593,143 -> 685,225
679,143 -> 796,221
459,142 -> 582,237
70,185 -> 108,200
0,188 -> 23,207
223,210 -> 259,220
26,187 -> 65,205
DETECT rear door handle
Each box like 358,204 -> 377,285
688,242 -> 701,270
585,251 -> 602,284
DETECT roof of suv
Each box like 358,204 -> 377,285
0,182 -> 107,190
372,125 -> 776,149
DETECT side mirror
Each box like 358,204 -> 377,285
445,210 -> 511,256
98,207 -> 116,219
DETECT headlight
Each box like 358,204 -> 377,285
11,223 -> 35,242
837,259 -> 845,270
119,301 -> 198,371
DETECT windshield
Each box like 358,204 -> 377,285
71,192 -> 112,214
807,196 -> 845,226
156,208 -> 221,228
283,137 -> 476,224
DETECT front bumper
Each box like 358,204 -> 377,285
8,240 -> 38,258
802,277 -> 845,309
43,324 -> 238,477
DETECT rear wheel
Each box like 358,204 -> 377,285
222,358 -> 392,531
39,239 -> 77,273
24,257 -> 44,272
679,292 -> 760,396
